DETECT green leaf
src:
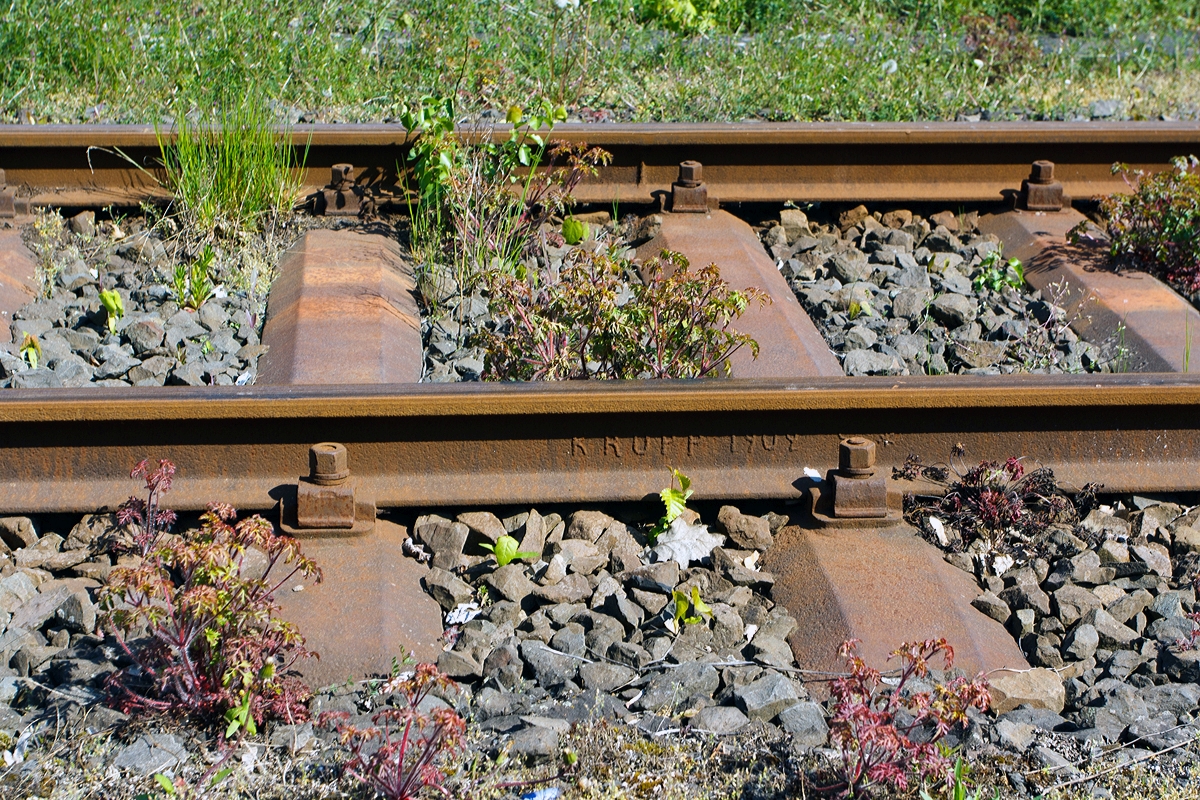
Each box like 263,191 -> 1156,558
210,767 -> 234,787
660,468 -> 693,524
561,217 -> 587,245
672,590 -> 689,623
492,534 -> 537,567
99,289 -> 125,333
154,774 -> 176,795
690,586 -> 712,618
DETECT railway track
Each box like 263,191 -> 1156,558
2,121 -> 1200,684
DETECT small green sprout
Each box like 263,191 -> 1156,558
480,534 -> 539,567
99,289 -> 125,334
173,245 -> 216,311
19,333 -> 41,370
972,250 -> 1025,293
670,586 -> 712,629
848,299 -> 873,320
561,216 -> 588,245
650,468 -> 692,542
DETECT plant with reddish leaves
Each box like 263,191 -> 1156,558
1095,156 -> 1200,294
899,453 -> 1077,558
818,638 -> 991,799
100,460 -> 321,734
116,458 -> 178,556
321,662 -> 467,800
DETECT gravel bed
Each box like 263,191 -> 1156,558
2,211 -> 327,389
756,205 -> 1126,375
1,487 -> 1199,796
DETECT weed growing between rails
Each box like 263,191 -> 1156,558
482,248 -> 768,380
1090,156 -> 1200,301
99,458 -> 321,735
153,97 -> 310,304
400,97 -> 610,309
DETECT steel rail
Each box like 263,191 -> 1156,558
4,121 -> 1200,207
2,374 -> 1199,515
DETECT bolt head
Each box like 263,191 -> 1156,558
1030,160 -> 1055,183
678,160 -> 703,187
839,436 -> 876,473
310,442 -> 349,481
331,164 -> 354,186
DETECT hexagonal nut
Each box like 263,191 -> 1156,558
678,160 -> 703,186
1029,160 -> 1055,183
331,163 -> 354,186
839,437 -> 876,473
310,442 -> 349,481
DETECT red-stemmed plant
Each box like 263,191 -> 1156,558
322,662 -> 467,800
818,638 -> 991,798
100,460 -> 321,733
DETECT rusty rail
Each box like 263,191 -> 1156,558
1,375 -> 1199,515
4,121 -> 1200,209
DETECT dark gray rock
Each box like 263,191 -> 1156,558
971,591 -> 1010,623
639,662 -> 719,711
520,640 -> 579,686
424,568 -> 475,611
111,733 -> 187,775
717,506 -> 773,551
1081,608 -> 1138,650
1054,584 -> 1103,627
508,725 -> 559,763
565,511 -> 614,543
486,564 -> 537,604
733,672 -> 800,722
1063,624 -> 1099,661
778,700 -> 828,746
690,705 -> 749,735
578,661 -> 636,693
929,294 -> 976,328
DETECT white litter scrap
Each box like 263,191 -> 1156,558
652,516 -> 725,569
445,602 -> 481,626
992,554 -> 1015,576
743,551 -> 760,570
928,516 -> 948,546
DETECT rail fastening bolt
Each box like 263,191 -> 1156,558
310,442 -> 350,485
839,436 -> 876,476
677,160 -> 703,187
1030,160 -> 1055,184
331,163 -> 354,188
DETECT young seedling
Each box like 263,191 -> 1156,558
479,534 -> 539,567
99,289 -> 124,334
650,467 -> 693,543
665,585 -> 712,633
561,216 -> 588,245
172,245 -> 216,311
971,249 -> 1025,293
19,333 -> 41,370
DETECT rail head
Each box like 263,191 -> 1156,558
1,374 -> 1199,422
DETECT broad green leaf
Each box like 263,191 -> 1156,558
154,774 -> 176,795
690,586 -> 712,618
492,535 -> 537,567
561,217 -> 587,245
